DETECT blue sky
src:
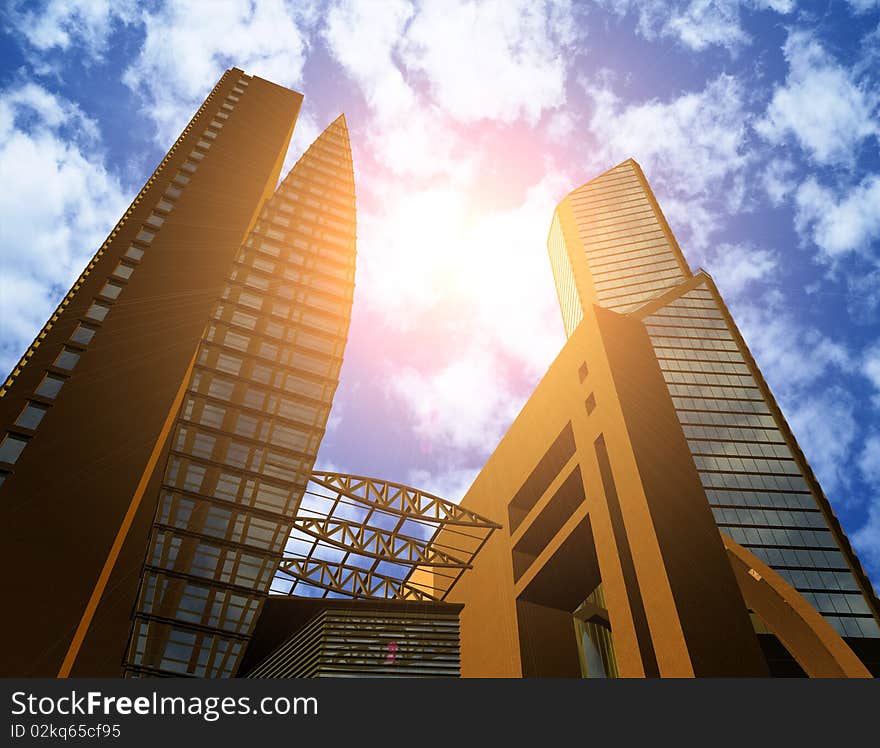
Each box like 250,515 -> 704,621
1,0 -> 879,584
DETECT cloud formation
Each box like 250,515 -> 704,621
0,82 -> 127,375
756,30 -> 879,166
598,0 -> 795,53
123,0 -> 312,145
583,73 -> 751,250
795,174 -> 880,260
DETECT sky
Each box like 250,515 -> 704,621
1,0 -> 879,584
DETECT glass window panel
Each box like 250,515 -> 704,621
36,374 -> 65,399
70,324 -> 96,345
54,348 -> 80,370
0,434 -> 28,463
113,263 -> 134,280
100,281 -> 123,299
15,403 -> 48,430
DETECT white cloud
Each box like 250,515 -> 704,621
760,157 -> 797,206
853,434 -> 880,575
324,0 -> 578,126
361,172 -> 568,463
733,296 -> 862,500
794,174 -> 880,259
0,82 -> 128,376
283,106 -> 322,180
852,503 -> 880,577
598,0 -> 794,53
7,0 -> 135,57
702,242 -> 777,297
399,0 -> 578,125
862,341 -> 880,408
583,73 -> 751,250
391,345 -> 523,455
320,0 -> 579,178
847,0 -> 880,11
736,300 -> 851,398
123,0 -> 312,146
322,0 -> 417,119
756,30 -> 879,166
407,466 -> 480,503
788,387 -> 860,498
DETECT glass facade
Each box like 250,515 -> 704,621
547,212 -> 583,337
124,114 -> 357,676
561,159 -> 689,314
641,281 -> 879,638
550,158 -> 880,641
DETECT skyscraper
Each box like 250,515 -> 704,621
0,68 -> 356,678
123,115 -> 356,678
548,159 -> 880,650
446,160 -> 878,677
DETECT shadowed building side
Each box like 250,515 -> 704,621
0,69 -> 302,677
542,158 -> 880,674
447,301 -> 769,677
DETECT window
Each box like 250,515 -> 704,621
221,102 -> 234,111
156,198 -> 174,212
173,172 -> 190,185
54,348 -> 80,370
85,302 -> 110,322
196,140 -> 211,150
100,281 -> 123,299
199,404 -> 225,429
36,374 -> 65,399
166,184 -> 183,199
113,263 -> 134,280
135,228 -> 155,243
191,433 -> 216,459
69,324 -> 96,345
209,120 -> 223,129
189,149 -> 205,161
181,161 -> 198,173
215,111 -> 229,120
585,393 -> 597,415
226,94 -> 240,103
15,404 -> 48,430
125,246 -> 144,261
0,434 -> 28,464
202,129 -> 217,140
578,362 -> 589,382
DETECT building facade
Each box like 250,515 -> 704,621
0,69 -> 357,678
242,599 -> 463,678
446,160 -> 878,677
123,116 -> 357,677
548,160 -> 880,649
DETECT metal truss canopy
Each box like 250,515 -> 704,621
273,472 -> 501,602
310,472 -> 500,527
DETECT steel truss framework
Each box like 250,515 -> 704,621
273,472 -> 501,601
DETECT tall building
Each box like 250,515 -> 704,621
123,115 -> 357,677
446,160 -> 878,677
549,160 -> 880,650
0,68 -> 356,678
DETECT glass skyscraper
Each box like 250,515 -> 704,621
547,158 -> 880,643
125,116 -> 356,677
